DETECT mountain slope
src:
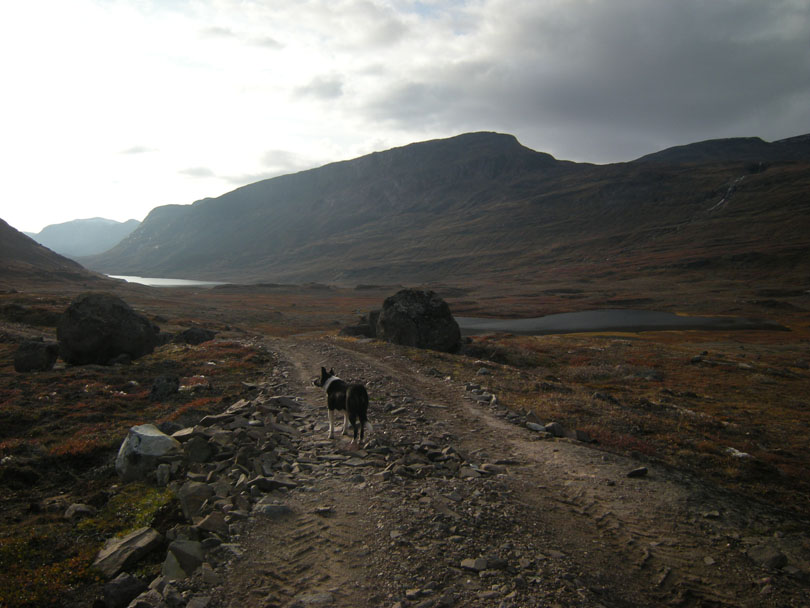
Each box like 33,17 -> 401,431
633,134 -> 810,165
84,132 -> 810,286
0,219 -> 108,288
26,218 -> 140,258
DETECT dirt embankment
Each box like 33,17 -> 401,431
212,336 -> 810,608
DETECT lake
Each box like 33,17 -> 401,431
109,275 -> 226,288
456,309 -> 787,336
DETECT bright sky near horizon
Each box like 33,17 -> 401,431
2,0 -> 808,233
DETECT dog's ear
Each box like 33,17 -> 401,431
321,366 -> 327,375
329,368 -> 334,376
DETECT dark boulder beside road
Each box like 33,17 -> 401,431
376,289 -> 461,352
57,293 -> 159,365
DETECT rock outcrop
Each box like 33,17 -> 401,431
57,293 -> 159,365
13,339 -> 58,372
376,289 -> 461,352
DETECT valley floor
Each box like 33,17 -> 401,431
1,283 -> 809,607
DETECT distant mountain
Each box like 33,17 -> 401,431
83,131 -> 810,286
633,134 -> 810,165
26,218 -> 140,258
0,219 -> 108,288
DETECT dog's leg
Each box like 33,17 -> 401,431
349,412 -> 358,447
341,410 -> 350,436
327,407 -> 335,439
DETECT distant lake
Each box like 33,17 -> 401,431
456,309 -> 787,335
109,275 -> 226,288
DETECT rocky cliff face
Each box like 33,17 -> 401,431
83,131 -> 810,286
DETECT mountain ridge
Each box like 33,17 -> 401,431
80,131 -> 810,286
26,217 -> 141,258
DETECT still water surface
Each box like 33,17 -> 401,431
109,275 -> 225,288
456,309 -> 785,335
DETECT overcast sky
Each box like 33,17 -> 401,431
2,0 -> 808,233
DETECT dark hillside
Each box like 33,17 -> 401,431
83,132 -> 810,287
0,219 -> 108,289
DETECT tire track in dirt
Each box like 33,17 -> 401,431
317,336 -> 810,606
214,335 -> 809,608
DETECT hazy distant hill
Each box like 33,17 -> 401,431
0,219 -> 107,288
26,218 -> 140,258
83,132 -> 810,286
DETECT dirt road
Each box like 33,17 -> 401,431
214,336 -> 809,607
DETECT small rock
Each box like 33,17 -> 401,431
103,572 -> 147,608
150,375 -> 179,402
184,436 -> 213,463
574,429 -> 593,443
13,339 -> 59,372
200,562 -> 221,586
747,544 -> 788,570
175,327 -> 217,345
64,503 -> 97,521
627,467 -> 648,478
526,422 -> 545,432
290,591 -> 334,606
196,511 -> 229,537
155,464 -> 171,487
162,540 -> 204,580
126,589 -> 164,608
177,481 -> 215,521
253,501 -> 293,518
461,557 -> 488,572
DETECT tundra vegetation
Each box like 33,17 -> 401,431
0,281 -> 808,606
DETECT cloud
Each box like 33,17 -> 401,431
294,76 -> 344,100
120,145 -> 157,155
358,0 -> 810,161
252,35 -> 283,50
222,149 -> 320,185
179,167 -> 216,178
200,26 -> 236,39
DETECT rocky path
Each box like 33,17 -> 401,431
211,336 -> 809,608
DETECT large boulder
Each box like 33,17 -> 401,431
376,289 -> 461,352
57,293 -> 159,365
115,424 -> 183,482
13,339 -> 58,372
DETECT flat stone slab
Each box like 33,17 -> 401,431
93,527 -> 163,578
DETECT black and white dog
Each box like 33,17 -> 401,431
315,367 -> 372,447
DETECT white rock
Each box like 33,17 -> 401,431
115,424 -> 183,482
